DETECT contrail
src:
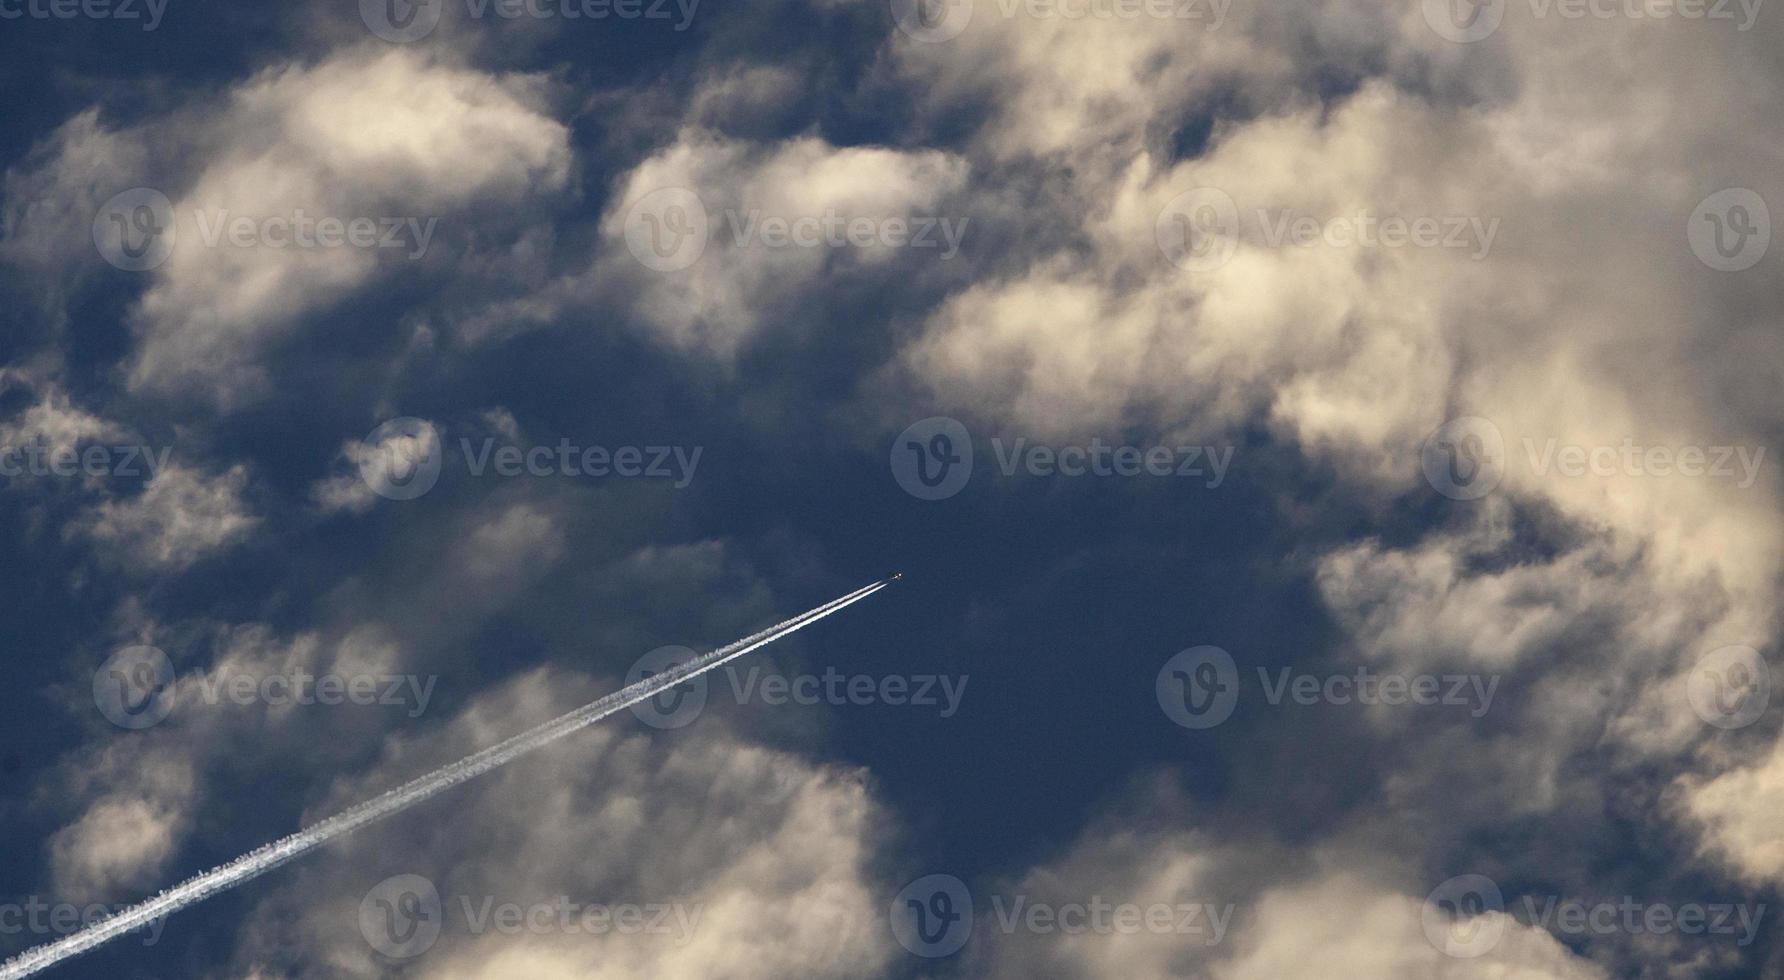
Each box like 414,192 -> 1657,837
0,577 -> 896,979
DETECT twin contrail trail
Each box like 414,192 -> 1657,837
0,577 -> 896,979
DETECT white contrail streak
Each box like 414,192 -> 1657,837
0,578 -> 894,979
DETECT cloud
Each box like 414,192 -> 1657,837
882,0 -> 1783,895
2,47 -> 573,404
968,783 -> 1609,979
219,666 -> 896,979
47,759 -> 195,901
72,463 -> 259,571
598,132 -> 968,357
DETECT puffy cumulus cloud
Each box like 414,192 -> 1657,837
1211,874 -> 1609,980
0,383 -> 134,482
880,0 -> 1782,890
41,625 -> 412,897
454,500 -> 566,584
903,84 -> 1474,465
2,47 -> 572,404
71,462 -> 259,571
688,64 -> 808,132
219,666 -> 894,979
45,745 -> 197,900
1682,752 -> 1784,887
311,417 -> 445,516
132,47 -> 570,401
599,133 -> 967,357
967,792 -> 1608,980
0,110 -> 152,293
888,0 -> 1266,165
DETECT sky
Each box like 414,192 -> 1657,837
0,0 -> 1781,977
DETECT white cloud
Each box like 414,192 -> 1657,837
221,667 -> 895,979
3,48 -> 573,404
886,1 -> 1783,887
74,463 -> 259,571
591,132 -> 970,358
